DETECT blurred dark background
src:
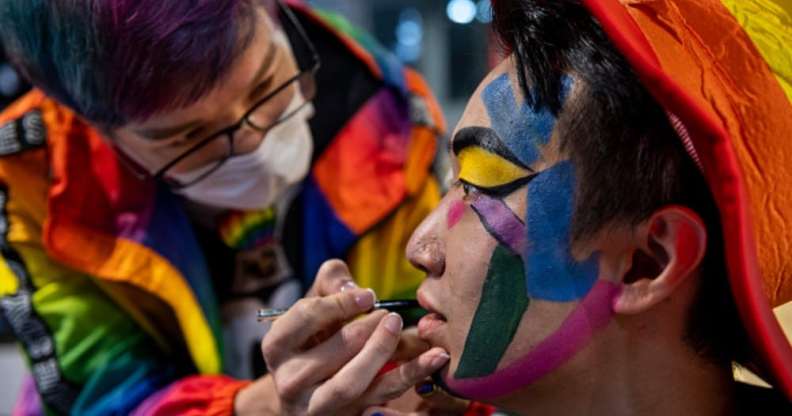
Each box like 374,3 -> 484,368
0,44 -> 30,110
309,0 -> 494,130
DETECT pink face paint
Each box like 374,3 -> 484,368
447,199 -> 466,230
444,280 -> 621,400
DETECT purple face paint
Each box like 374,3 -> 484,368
446,280 -> 620,399
470,194 -> 527,255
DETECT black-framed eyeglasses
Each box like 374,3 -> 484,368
123,0 -> 321,189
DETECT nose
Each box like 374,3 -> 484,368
406,199 -> 448,278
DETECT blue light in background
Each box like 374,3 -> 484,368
395,8 -> 423,63
476,0 -> 492,23
447,0 -> 477,25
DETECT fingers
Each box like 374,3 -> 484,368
309,313 -> 405,413
275,310 -> 388,393
263,287 -> 376,366
307,259 -> 359,297
361,347 -> 450,406
392,327 -> 432,362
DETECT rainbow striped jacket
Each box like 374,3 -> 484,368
0,4 -> 444,415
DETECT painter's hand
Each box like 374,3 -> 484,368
261,260 -> 450,416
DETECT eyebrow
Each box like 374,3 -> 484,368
134,35 -> 279,141
452,126 -> 532,170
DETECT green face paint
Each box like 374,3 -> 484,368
455,244 -> 530,378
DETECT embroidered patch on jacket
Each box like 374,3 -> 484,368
409,94 -> 435,130
0,110 -> 46,156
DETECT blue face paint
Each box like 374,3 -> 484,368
450,73 -> 600,394
482,74 -> 571,167
523,161 -> 598,301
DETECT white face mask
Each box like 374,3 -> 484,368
172,94 -> 314,211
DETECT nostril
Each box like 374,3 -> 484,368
413,262 -> 430,275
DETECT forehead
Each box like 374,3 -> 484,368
454,57 -> 521,132
453,56 -> 568,169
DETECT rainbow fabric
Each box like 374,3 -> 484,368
0,2 -> 443,414
218,208 -> 277,251
581,0 -> 792,398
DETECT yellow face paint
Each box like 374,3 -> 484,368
458,146 -> 531,188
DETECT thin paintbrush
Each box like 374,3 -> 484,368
257,299 -> 423,322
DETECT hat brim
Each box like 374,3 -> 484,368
580,0 -> 792,397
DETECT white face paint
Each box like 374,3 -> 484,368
173,92 -> 314,211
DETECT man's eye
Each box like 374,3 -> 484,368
460,180 -> 477,197
460,174 -> 537,199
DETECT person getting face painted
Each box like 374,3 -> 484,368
403,0 -> 792,414
411,62 -> 619,403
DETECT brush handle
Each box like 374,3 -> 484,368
256,299 -> 422,322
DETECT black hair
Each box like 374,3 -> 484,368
491,0 -> 752,368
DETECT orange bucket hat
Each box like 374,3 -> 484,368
580,0 -> 792,397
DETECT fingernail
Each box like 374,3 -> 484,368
430,351 -> 450,368
384,312 -> 403,335
340,280 -> 358,292
355,289 -> 375,309
371,413 -> 384,416
415,382 -> 435,396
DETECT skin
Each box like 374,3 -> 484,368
135,5 -> 740,414
255,260 -> 453,416
404,56 -> 738,415
413,58 -> 607,396
110,9 -> 300,177
84,5 -> 459,414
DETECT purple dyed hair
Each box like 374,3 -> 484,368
0,0 -> 270,126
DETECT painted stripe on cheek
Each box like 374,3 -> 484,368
524,162 -> 599,301
454,245 -> 530,378
445,280 -> 621,399
471,194 -> 526,254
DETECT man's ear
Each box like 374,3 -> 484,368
612,206 -> 707,315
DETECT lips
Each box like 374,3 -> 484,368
417,290 -> 447,340
418,312 -> 446,338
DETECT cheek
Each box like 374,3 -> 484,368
112,132 -> 171,169
442,198 -> 500,353
446,200 -> 466,229
496,299 -> 576,363
442,191 -> 529,374
445,211 -> 498,303
523,161 -> 599,302
453,244 -> 529,379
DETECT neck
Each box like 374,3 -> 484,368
492,319 -> 737,415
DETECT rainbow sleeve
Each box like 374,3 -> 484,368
1,242 -> 245,415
